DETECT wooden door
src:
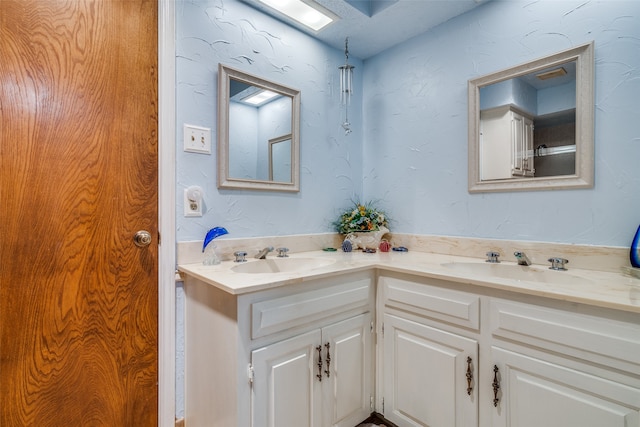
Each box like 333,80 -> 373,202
0,1 -> 159,425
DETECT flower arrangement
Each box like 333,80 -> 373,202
334,201 -> 390,234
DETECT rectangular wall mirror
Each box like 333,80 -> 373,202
468,42 -> 594,193
218,64 -> 301,192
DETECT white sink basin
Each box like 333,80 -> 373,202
441,262 -> 591,285
231,257 -> 336,274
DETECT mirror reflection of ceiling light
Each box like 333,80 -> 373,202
257,0 -> 337,31
243,89 -> 279,106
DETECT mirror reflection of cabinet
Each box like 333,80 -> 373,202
218,64 -> 300,192
480,106 -> 534,180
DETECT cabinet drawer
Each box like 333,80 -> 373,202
381,276 -> 480,330
490,299 -> 640,373
251,278 -> 372,339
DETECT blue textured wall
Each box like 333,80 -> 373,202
177,0 -> 640,247
363,0 -> 640,246
176,0 -> 364,242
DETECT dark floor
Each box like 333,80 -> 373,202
356,413 -> 398,427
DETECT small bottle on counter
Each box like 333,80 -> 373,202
631,225 -> 640,269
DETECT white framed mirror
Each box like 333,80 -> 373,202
468,42 -> 594,193
218,64 -> 301,192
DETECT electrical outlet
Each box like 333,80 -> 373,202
183,124 -> 211,154
184,186 -> 203,217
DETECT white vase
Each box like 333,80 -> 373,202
344,226 -> 389,250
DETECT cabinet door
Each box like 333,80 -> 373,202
511,112 -> 526,176
511,111 -> 535,177
252,330 -> 323,427
480,108 -> 512,180
523,116 -> 534,175
382,314 -> 478,427
322,313 -> 374,427
491,347 -> 640,427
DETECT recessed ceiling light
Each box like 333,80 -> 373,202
257,0 -> 337,32
243,89 -> 279,105
536,67 -> 567,80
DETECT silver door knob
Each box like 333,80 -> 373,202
133,230 -> 152,247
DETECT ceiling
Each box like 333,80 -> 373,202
518,61 -> 577,90
239,0 -> 489,59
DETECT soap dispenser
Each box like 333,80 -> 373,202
631,225 -> 640,269
202,227 -> 229,265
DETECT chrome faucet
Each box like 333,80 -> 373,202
255,246 -> 274,259
514,251 -> 532,266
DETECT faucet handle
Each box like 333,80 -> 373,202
485,251 -> 501,263
276,247 -> 289,258
548,257 -> 569,271
233,251 -> 248,263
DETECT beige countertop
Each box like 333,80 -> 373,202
178,250 -> 640,314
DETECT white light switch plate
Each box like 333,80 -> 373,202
183,124 -> 211,154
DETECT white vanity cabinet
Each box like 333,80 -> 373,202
489,299 -> 640,427
252,312 -> 373,427
381,314 -> 478,426
480,105 -> 534,180
378,276 -> 481,426
183,271 -> 375,427
378,274 -> 640,427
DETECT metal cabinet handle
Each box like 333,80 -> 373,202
466,357 -> 473,395
316,345 -> 323,381
492,365 -> 500,407
324,343 -> 331,378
